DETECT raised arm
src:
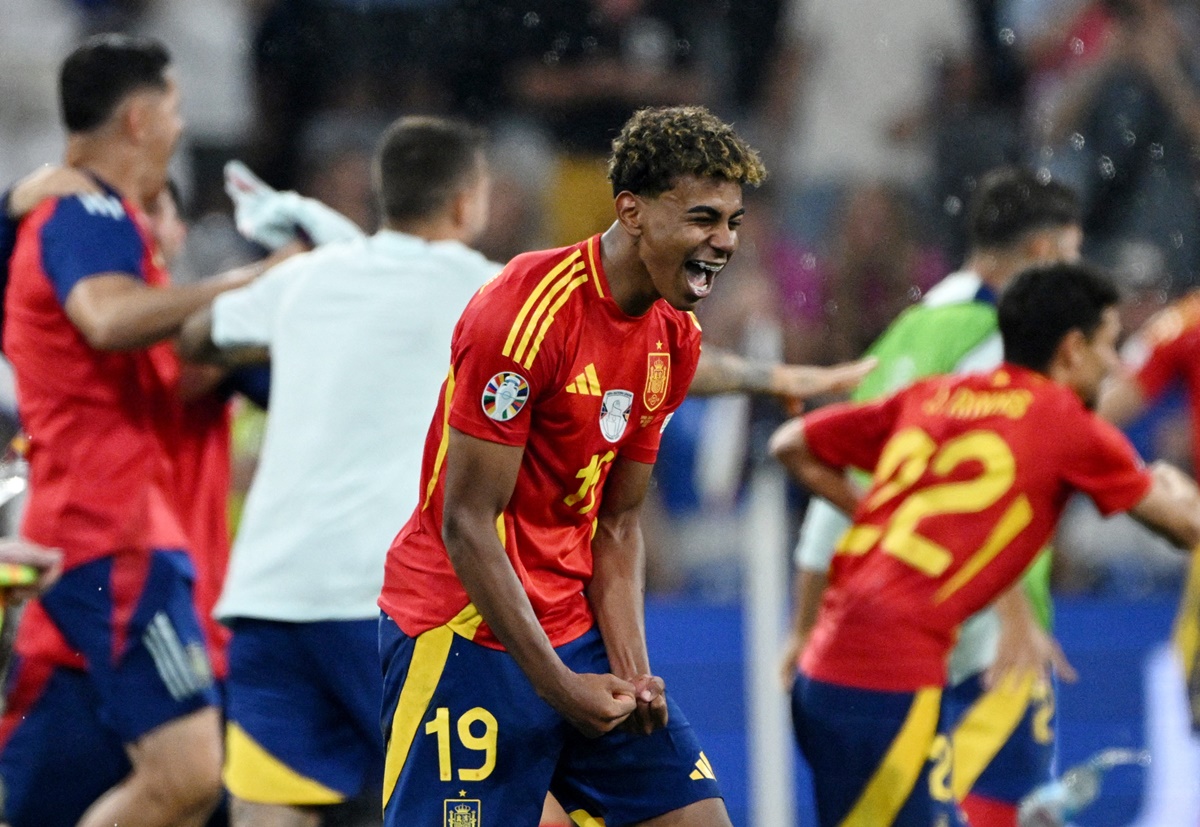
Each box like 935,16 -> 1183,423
442,427 -> 636,737
586,455 -> 667,734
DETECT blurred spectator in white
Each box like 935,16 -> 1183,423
762,0 -> 972,246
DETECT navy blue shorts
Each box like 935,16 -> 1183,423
792,673 -> 964,827
0,662 -> 128,827
379,611 -> 721,827
224,617 -> 384,805
36,549 -> 218,742
942,673 -> 1055,805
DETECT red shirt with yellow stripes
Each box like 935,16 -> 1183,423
379,235 -> 701,649
1130,291 -> 1200,471
799,365 -> 1151,691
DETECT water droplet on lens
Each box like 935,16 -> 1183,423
943,195 -> 962,216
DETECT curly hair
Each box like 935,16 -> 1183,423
608,106 -> 766,198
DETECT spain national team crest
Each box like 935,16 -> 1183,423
599,389 -> 635,443
644,351 -> 671,412
444,797 -> 481,827
482,372 -> 529,421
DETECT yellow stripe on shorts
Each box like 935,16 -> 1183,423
840,687 -> 941,827
224,722 -> 342,805
950,674 -> 1038,800
381,604 -> 486,807
570,808 -> 607,826
1173,549 -> 1200,675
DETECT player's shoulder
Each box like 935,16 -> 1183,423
467,241 -> 592,319
38,190 -> 134,233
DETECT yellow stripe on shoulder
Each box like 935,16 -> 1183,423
687,311 -> 702,331
522,271 -> 589,369
502,249 -> 583,359
423,367 -> 456,511
586,235 -> 604,298
513,262 -> 586,364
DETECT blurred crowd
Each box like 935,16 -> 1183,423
4,0 -> 1200,598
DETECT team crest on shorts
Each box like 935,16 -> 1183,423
599,389 -> 634,442
644,351 -> 671,411
444,797 -> 481,827
482,372 -> 529,421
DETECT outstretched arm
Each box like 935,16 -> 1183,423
442,428 -> 637,737
1128,461 -> 1200,549
767,417 -> 862,515
689,347 -> 874,400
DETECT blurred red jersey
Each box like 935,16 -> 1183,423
380,235 -> 700,649
800,365 -> 1152,691
1131,292 -> 1200,471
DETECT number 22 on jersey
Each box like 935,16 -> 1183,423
836,426 -> 1033,603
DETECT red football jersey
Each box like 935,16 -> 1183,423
379,235 -> 701,649
1131,292 -> 1200,471
5,187 -> 188,569
800,365 -> 1152,691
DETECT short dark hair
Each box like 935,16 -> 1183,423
967,166 -> 1080,251
999,262 -> 1120,372
608,106 -> 766,198
60,33 -> 171,133
374,116 -> 487,222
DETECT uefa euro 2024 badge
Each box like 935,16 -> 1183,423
482,372 -> 529,422
600,389 -> 634,442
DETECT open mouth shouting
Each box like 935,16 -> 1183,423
684,259 -> 725,299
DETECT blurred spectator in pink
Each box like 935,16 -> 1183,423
774,182 -> 949,366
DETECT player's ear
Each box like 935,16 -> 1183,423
1058,328 -> 1088,371
614,191 -> 642,238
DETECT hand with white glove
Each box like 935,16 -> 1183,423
224,160 -> 365,250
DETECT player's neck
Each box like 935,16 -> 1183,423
599,223 -> 657,317
383,214 -> 465,243
963,249 -> 1028,293
65,136 -> 147,205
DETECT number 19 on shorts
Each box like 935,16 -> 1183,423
426,707 -> 499,781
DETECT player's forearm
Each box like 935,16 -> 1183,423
587,515 -> 651,679
689,347 -> 776,396
769,419 -> 861,515
1130,462 -> 1200,549
67,266 -> 260,352
443,512 -> 573,699
791,567 -> 827,641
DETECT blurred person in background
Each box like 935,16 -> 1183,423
1099,243 -> 1200,736
0,167 -> 286,827
1038,0 -> 1200,291
0,33 -> 293,827
179,116 -> 497,827
774,181 -> 949,368
761,0 -> 972,248
782,166 -> 1083,827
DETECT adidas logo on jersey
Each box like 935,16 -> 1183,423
78,193 -> 125,220
565,364 -> 602,396
689,752 -> 716,781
